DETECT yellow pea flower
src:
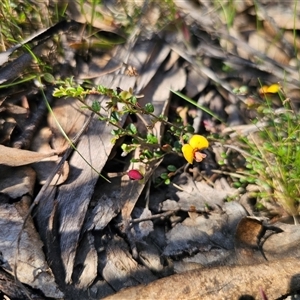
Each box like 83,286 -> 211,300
259,83 -> 280,95
182,135 -> 209,164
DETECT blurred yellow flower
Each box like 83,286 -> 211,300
182,135 -> 209,164
259,83 -> 280,95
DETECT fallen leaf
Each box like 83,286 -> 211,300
100,236 -> 157,291
64,0 -> 119,32
0,145 -> 57,166
31,127 -> 69,185
48,98 -> 88,151
0,166 -> 36,198
73,232 -> 98,289
0,201 -> 64,298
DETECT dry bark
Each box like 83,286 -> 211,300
0,267 -> 45,300
0,198 -> 63,298
102,257 -> 300,300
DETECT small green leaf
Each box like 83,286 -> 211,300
182,134 -> 190,142
92,101 -> 101,112
144,103 -> 154,113
232,87 -> 239,94
127,123 -> 137,134
160,173 -> 168,180
121,143 -> 137,154
167,165 -> 177,172
158,114 -> 167,121
52,88 -> 64,97
239,86 -> 249,94
220,152 -> 227,158
130,158 -> 140,163
278,146 -> 287,157
76,85 -> 84,93
43,73 -> 55,83
185,125 -> 195,133
173,141 -> 182,152
97,85 -> 106,93
111,129 -> 122,136
146,133 -> 158,144
111,137 -> 117,144
232,181 -> 241,188
239,177 -> 247,183
111,111 -> 121,123
143,149 -> 153,158
153,150 -> 163,158
164,178 -> 171,185
129,96 -> 137,104
131,138 -> 139,144
246,177 -> 256,183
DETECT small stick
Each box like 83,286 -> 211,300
130,209 -> 180,226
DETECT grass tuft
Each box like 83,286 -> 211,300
235,86 -> 300,223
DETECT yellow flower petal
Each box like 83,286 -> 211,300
259,83 -> 280,94
188,135 -> 209,150
266,83 -> 280,94
182,144 -> 194,164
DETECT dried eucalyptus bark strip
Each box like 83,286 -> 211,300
103,257 -> 300,300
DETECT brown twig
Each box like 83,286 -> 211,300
129,209 -> 180,227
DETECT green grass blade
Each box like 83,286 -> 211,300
171,89 -> 225,124
41,86 -> 111,183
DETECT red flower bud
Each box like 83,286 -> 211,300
127,169 -> 144,180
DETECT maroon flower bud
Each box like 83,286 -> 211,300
127,169 -> 144,180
